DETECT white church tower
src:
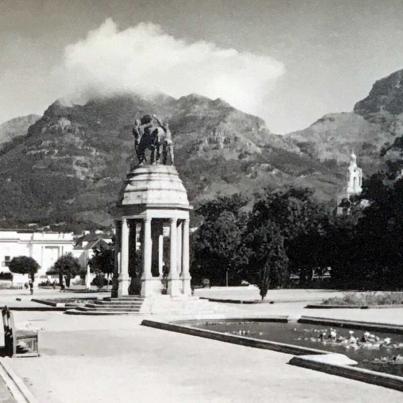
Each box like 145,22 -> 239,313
336,151 -> 363,215
346,151 -> 363,197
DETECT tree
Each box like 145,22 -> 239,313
51,253 -> 82,288
192,194 -> 248,286
8,256 -> 39,282
248,187 -> 329,286
242,222 -> 289,300
193,210 -> 245,285
88,242 -> 114,289
195,193 -> 248,222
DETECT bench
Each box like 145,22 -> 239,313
1,306 -> 39,357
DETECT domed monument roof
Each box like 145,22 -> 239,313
119,165 -> 189,208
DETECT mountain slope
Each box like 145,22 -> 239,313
286,68 -> 403,177
0,93 -> 342,229
0,114 -> 40,148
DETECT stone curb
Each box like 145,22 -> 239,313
144,316 -> 403,392
199,297 -> 259,304
0,358 -> 38,403
289,354 -> 403,392
306,304 -> 403,309
1,306 -> 66,312
141,318 -> 326,356
300,316 -> 403,334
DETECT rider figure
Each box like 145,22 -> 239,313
132,114 -> 155,164
152,115 -> 174,165
132,114 -> 174,165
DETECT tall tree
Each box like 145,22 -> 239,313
248,187 -> 328,286
88,242 -> 114,288
51,253 -> 82,288
193,210 -> 245,285
192,194 -> 248,285
242,222 -> 289,299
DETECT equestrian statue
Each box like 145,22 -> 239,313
132,114 -> 174,166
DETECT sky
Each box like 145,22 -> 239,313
2,0 -> 403,133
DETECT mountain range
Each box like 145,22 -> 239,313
1,68 -> 402,230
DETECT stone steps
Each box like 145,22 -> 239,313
65,309 -> 135,316
92,301 -> 143,307
65,295 -> 145,315
103,297 -> 145,302
81,305 -> 142,311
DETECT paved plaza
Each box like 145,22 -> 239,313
1,288 -> 403,402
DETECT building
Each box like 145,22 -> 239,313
346,151 -> 363,198
0,230 -> 75,285
337,152 -> 364,215
0,229 -> 112,287
73,231 -> 113,288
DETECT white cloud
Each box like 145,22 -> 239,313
60,19 -> 285,116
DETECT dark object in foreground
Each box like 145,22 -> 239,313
1,306 -> 39,357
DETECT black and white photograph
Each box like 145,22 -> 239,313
1,0 -> 403,402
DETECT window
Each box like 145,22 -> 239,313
3,256 -> 11,267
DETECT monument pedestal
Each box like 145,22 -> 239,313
141,277 -> 162,297
167,278 -> 182,297
139,295 -> 221,315
112,164 -> 193,301
117,278 -> 130,296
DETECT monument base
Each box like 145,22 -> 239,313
141,277 -> 163,297
182,277 -> 192,295
167,278 -> 182,297
139,295 -> 225,315
117,278 -> 130,296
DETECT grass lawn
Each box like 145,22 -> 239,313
322,291 -> 403,306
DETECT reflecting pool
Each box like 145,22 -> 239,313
190,320 -> 403,376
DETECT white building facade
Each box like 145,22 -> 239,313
346,151 -> 363,197
0,230 -> 75,285
336,152 -> 364,215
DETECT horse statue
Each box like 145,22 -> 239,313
132,114 -> 174,165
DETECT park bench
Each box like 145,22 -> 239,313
1,306 -> 39,357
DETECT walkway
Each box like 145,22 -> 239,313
3,288 -> 403,402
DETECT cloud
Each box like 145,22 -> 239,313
60,19 -> 284,116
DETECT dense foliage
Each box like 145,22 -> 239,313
192,190 -> 322,296
328,175 -> 403,289
50,253 -> 82,288
8,256 -> 39,281
88,242 -> 114,288
192,194 -> 248,286
192,174 -> 403,297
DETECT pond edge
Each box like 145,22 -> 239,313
142,316 -> 403,392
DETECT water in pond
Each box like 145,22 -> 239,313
191,320 -> 403,377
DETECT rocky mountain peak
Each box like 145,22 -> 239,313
0,114 -> 40,148
0,91 -> 340,229
354,69 -> 403,117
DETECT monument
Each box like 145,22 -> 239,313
346,151 -> 363,198
336,151 -> 364,215
111,115 -> 192,299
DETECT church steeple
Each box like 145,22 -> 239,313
346,151 -> 362,197
336,151 -> 364,215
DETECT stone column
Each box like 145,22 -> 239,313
85,263 -> 91,289
158,231 -> 164,276
111,220 -> 121,297
141,217 -> 153,297
168,218 -> 181,296
151,220 -> 162,277
181,218 -> 191,295
176,220 -> 182,276
118,218 -> 130,296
